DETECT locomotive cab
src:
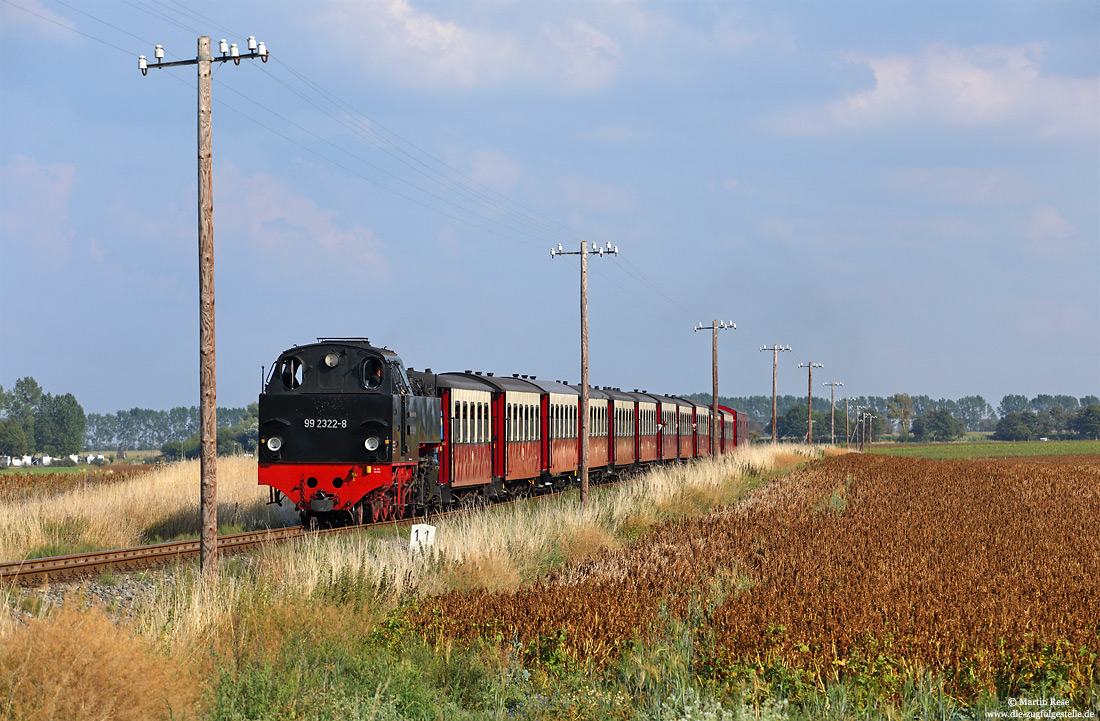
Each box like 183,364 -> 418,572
258,339 -> 441,525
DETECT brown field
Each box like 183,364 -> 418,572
405,454 -> 1100,702
0,466 -> 152,502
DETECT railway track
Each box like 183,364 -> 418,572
0,472 -> 632,586
0,526 -> 303,585
0,514 -> 427,586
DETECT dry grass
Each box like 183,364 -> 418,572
0,443 -> 821,721
0,600 -> 199,721
0,456 -> 294,560
127,444 -> 819,653
2,444 -> 821,675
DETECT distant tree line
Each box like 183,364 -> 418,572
4,375 -> 1098,458
993,406 -> 1100,441
0,377 -> 86,457
1,376 -> 261,458
83,403 -> 259,456
685,392 -> 1100,443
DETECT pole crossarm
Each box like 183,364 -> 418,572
549,241 -> 618,259
145,52 -> 268,70
139,37 -> 268,75
694,320 -> 736,454
759,344 -> 791,444
550,241 -> 619,506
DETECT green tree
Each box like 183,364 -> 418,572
160,440 -> 184,461
1048,406 -> 1072,434
886,393 -> 916,439
0,418 -> 27,457
34,392 -> 86,456
911,409 -> 966,442
954,395 -> 996,431
998,394 -> 1030,417
1073,405 -> 1100,440
775,405 -> 808,441
7,377 -> 42,453
994,411 -> 1035,441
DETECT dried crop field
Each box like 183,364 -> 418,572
0,466 -> 150,502
406,453 -> 1100,704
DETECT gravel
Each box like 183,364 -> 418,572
5,554 -> 257,626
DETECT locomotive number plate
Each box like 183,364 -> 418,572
304,418 -> 347,429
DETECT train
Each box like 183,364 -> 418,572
257,338 -> 749,527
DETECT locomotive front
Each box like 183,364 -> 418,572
258,339 -> 441,526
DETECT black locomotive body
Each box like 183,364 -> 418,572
258,339 -> 442,525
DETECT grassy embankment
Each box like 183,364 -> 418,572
0,456 -> 295,561
4,446 -> 1098,720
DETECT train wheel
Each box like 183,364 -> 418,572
385,487 -> 398,520
370,489 -> 387,522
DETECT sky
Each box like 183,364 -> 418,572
1,0 -> 1097,415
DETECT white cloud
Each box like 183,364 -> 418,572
555,174 -> 635,215
541,19 -> 621,91
712,9 -> 795,55
0,0 -> 78,43
776,44 -> 1100,138
216,163 -> 386,276
887,167 -> 1036,206
0,155 -> 77,262
318,0 -> 622,92
756,215 -> 803,245
1025,205 -> 1078,260
437,224 -> 459,250
467,148 -> 523,195
1019,298 -> 1094,340
585,123 -> 650,144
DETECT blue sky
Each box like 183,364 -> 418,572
1,0 -> 1097,415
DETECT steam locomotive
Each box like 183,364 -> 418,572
258,338 -> 748,527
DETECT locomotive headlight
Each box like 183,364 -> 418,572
364,436 -> 380,452
324,353 -> 340,368
266,436 -> 283,452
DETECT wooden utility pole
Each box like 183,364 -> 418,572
141,35 -> 269,577
197,36 -> 218,577
823,381 -> 843,445
711,324 -> 717,454
695,320 -> 735,454
759,345 -> 791,443
551,241 -> 618,505
579,243 -> 589,505
844,397 -> 850,447
798,362 -> 822,444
